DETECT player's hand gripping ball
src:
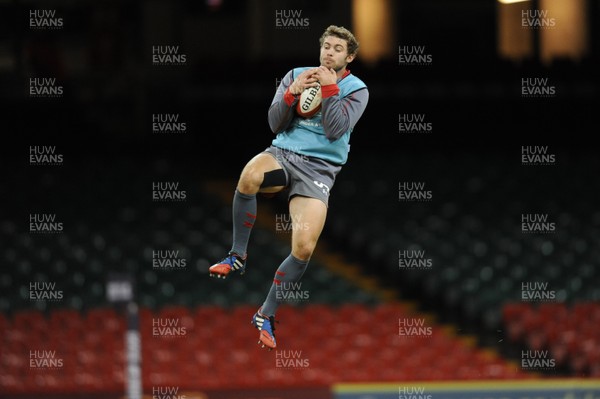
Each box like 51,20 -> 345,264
296,83 -> 322,118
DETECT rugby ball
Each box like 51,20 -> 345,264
296,83 -> 322,118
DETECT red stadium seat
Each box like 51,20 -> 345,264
7,300 -> 579,395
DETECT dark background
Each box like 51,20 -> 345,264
2,0 -> 599,324
1,0 -> 599,395
2,0 -> 599,336
1,0 -> 598,168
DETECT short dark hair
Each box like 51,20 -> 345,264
319,25 -> 359,56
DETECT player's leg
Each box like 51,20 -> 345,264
238,153 -> 287,195
252,195 -> 327,349
287,195 -> 328,261
230,153 -> 285,256
209,153 -> 286,279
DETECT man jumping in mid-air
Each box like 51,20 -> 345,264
209,25 -> 369,350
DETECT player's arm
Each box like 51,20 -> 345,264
268,68 -> 320,134
268,70 -> 297,134
313,66 -> 369,142
321,87 -> 369,142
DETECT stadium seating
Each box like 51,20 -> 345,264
2,154 -> 598,395
502,301 -> 600,377
330,158 -> 597,304
0,165 -> 380,314
0,303 -> 534,395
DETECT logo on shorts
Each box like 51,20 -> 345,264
313,180 -> 330,197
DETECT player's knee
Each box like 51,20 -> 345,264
238,169 -> 263,194
293,240 -> 316,261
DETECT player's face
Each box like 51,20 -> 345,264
320,36 -> 355,72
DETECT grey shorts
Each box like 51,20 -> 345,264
263,145 -> 342,207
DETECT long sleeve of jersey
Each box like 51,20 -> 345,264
320,85 -> 369,142
268,70 -> 297,134
269,69 -> 369,142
